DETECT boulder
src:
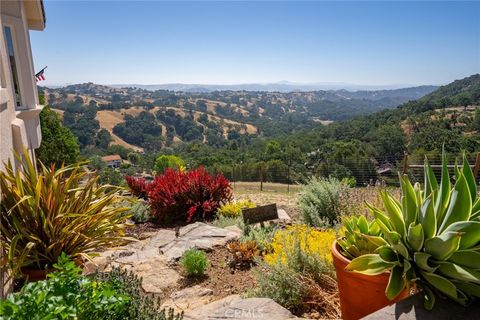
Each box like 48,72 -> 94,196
158,222 -> 241,262
130,256 -> 181,293
161,285 -> 215,313
184,296 -> 296,320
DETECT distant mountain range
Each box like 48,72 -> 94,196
108,81 -> 439,93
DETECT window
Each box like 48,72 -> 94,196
3,25 -> 22,107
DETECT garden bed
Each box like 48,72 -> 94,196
173,246 -> 258,299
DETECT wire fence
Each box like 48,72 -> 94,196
211,152 -> 480,192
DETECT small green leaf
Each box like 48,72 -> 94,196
424,231 -> 461,260
400,174 -> 418,226
462,154 -> 477,203
346,254 -> 393,275
386,265 -> 406,300
420,270 -> 458,299
435,151 -> 451,227
419,194 -> 436,240
377,246 -> 398,263
392,241 -> 410,259
437,262 -> 480,284
407,223 -> 424,252
424,157 -> 438,201
448,250 -> 480,269
414,252 -> 437,273
381,191 -> 406,237
453,280 -> 480,298
422,284 -> 436,310
443,221 -> 480,249
439,174 -> 472,233
357,215 -> 369,234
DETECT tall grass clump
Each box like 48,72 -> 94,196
298,177 -> 349,227
0,151 -> 132,282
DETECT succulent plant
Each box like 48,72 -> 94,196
347,152 -> 480,310
337,215 -> 386,260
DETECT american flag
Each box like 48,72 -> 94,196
35,66 -> 47,82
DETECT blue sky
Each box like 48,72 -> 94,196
30,1 -> 480,87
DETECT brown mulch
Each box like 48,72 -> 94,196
172,246 -> 258,299
125,222 -> 176,239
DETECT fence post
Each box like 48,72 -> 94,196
473,152 -> 480,180
402,153 -> 409,175
260,163 -> 264,192
287,164 -> 290,194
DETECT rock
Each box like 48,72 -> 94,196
83,255 -> 110,275
161,285 -> 214,313
130,256 -> 181,293
138,231 -> 158,240
158,222 -> 241,262
115,229 -> 177,264
224,225 -> 243,234
184,296 -> 296,320
277,209 -> 292,222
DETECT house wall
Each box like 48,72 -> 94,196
0,0 -> 43,171
0,0 -> 45,297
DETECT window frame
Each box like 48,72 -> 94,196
1,14 -> 32,111
3,24 -> 23,108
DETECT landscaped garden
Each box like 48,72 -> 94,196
1,151 -> 480,319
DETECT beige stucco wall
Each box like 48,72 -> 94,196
1,0 -> 45,296
0,0 -> 44,171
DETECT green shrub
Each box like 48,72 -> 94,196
217,200 -> 256,218
0,254 -> 183,320
241,223 -> 279,253
96,266 -> 183,320
180,249 -> 209,277
253,262 -> 305,310
0,253 -> 128,319
130,201 -> 151,224
211,215 -> 243,228
341,176 -> 356,188
298,177 -> 349,227
154,155 -> 185,174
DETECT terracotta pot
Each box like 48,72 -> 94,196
21,258 -> 84,282
331,241 -> 408,320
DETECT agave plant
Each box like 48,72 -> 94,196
337,215 -> 386,260
0,151 -> 133,282
347,152 -> 480,309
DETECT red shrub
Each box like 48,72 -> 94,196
147,167 -> 232,225
125,175 -> 149,199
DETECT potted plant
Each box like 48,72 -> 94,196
0,151 -> 133,283
332,215 -> 409,320
347,152 -> 480,313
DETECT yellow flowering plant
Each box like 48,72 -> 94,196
217,200 -> 256,218
264,224 -> 336,266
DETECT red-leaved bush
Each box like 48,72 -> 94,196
125,175 -> 149,199
125,167 -> 232,225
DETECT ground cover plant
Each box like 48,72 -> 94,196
0,254 -> 183,320
241,223 -> 279,254
180,249 -> 210,277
